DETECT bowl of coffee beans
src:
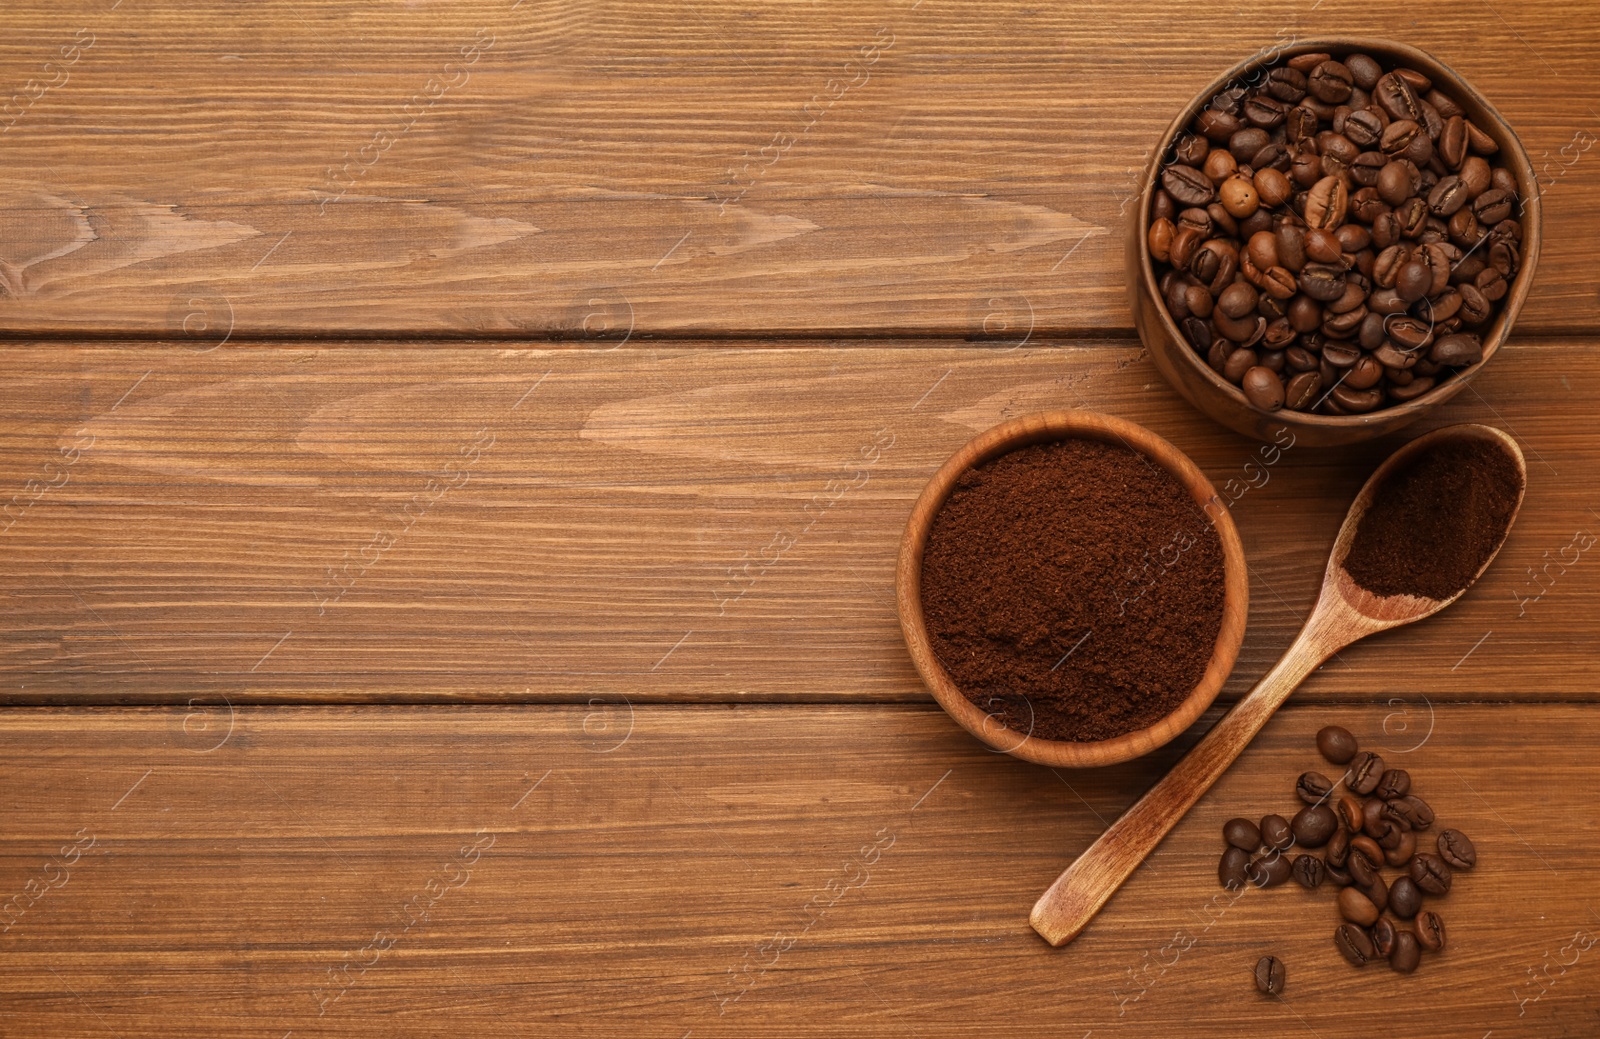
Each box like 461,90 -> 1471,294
896,410 -> 1248,767
1132,39 -> 1540,446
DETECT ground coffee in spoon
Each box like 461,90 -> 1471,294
1343,438 -> 1523,600
919,438 -> 1224,743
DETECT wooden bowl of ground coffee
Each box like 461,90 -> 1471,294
897,411 -> 1249,768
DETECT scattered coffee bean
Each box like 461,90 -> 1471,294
1220,846 -> 1252,890
1292,853 -> 1326,890
1348,751 -> 1385,795
1296,770 -> 1335,805
1317,725 -> 1358,764
1410,853 -> 1453,895
1326,827 -> 1351,868
1384,828 -> 1418,867
1391,794 -> 1436,830
1255,955 -> 1286,995
1224,817 -> 1263,851
1151,52 -> 1521,414
1416,911 -> 1447,952
1249,852 -> 1294,888
1291,804 -> 1339,848
1371,917 -> 1398,959
1335,923 -> 1377,967
1375,768 -> 1411,799
1390,930 -> 1422,973
1261,814 -> 1294,852
1437,829 -> 1477,870
1336,794 -> 1364,834
1339,886 -> 1381,926
1389,875 -> 1423,919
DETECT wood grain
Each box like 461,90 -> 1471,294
0,341 -> 1594,705
1,1 -> 1597,338
0,703 -> 1595,1038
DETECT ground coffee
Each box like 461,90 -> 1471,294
919,438 -> 1224,743
1344,438 -> 1522,599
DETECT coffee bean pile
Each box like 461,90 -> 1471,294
1147,51 -> 1524,415
1218,724 -> 1477,994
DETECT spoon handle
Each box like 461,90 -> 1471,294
1029,619 -> 1337,947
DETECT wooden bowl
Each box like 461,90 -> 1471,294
895,411 -> 1249,768
1131,38 -> 1542,447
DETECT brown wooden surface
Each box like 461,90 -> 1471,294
1,1 -> 1598,338
3,3 -> 1600,1036
2,705 -> 1598,1038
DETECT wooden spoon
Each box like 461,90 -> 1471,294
1030,423 -> 1527,947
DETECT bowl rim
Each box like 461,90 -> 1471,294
1136,36 -> 1543,429
895,409 -> 1249,768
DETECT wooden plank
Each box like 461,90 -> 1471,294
0,1 -> 1596,337
0,341 -> 1595,703
0,703 -> 1594,1037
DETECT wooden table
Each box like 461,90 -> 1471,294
2,3 -> 1597,1035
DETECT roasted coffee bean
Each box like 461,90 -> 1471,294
1337,795 -> 1364,835
1223,816 -> 1262,851
1325,860 -> 1353,887
1318,725 -> 1358,764
1285,369 -> 1322,409
1249,851 -> 1294,888
1437,829 -> 1477,870
1224,347 -> 1258,384
1430,332 -> 1483,367
1219,846 -> 1251,890
1292,805 -> 1339,848
1244,95 -> 1288,128
1220,174 -> 1261,218
1164,164 -> 1216,206
1255,167 -> 1293,207
1348,750 -> 1385,795
1474,186 -> 1514,225
1389,875 -> 1423,919
1374,768 -> 1411,799
1260,814 -> 1293,852
1335,923 -> 1377,967
1416,911 -> 1447,952
1296,770 -> 1335,805
1292,853 -> 1326,890
1255,955 -> 1286,996
1338,886 -> 1381,926
1440,115 -> 1468,168
1346,53 -> 1382,90
1299,263 -> 1349,301
1391,794 -> 1435,831
1375,71 -> 1421,121
1476,267 -> 1508,302
1309,60 -> 1355,104
1243,366 -> 1285,411
1429,174 -> 1470,217
1326,827 -> 1351,868
1347,845 -> 1380,888
1362,874 -> 1389,913
1304,175 -> 1349,229
1385,827 -> 1417,866
1410,853 -> 1453,895
1390,930 -> 1421,973
1371,917 -> 1399,959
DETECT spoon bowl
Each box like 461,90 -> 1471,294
1029,423 -> 1527,947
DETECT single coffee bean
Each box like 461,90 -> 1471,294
1371,917 -> 1399,959
1361,796 -> 1389,837
1260,814 -> 1293,852
1285,369 -> 1322,409
1335,923 -> 1377,967
1389,875 -> 1423,919
1291,805 -> 1339,848
1223,816 -> 1262,851
1163,164 -> 1216,206
1348,750 -> 1385,795
1292,853 -> 1326,890
1242,366 -> 1285,411
1309,60 -> 1355,104
1224,347 -> 1259,384
1326,827 -> 1351,867
1440,115 -> 1468,168
1416,911 -> 1447,952
1375,71 -> 1421,121
1303,227 -> 1343,264
1346,53 -> 1382,90
1348,844 -> 1381,888
1325,860 -> 1353,887
1255,955 -> 1286,996
1304,175 -> 1349,229
1390,376 -> 1436,402
1362,874 -> 1389,914
1474,186 -> 1514,225
1296,770 -> 1335,805
1429,332 -> 1483,367
1298,263 -> 1349,302
1374,768 -> 1411,799
1219,846 -> 1251,890
1390,930 -> 1421,973
1410,852 -> 1453,895
1391,794 -> 1435,830
1337,794 -> 1364,833
1475,267 -> 1508,302
1249,851 -> 1294,888
1254,166 -> 1293,207
1220,174 -> 1261,218
1386,316 -> 1434,353
1384,827 -> 1417,867
1437,829 -> 1477,869
1338,886 -> 1380,926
